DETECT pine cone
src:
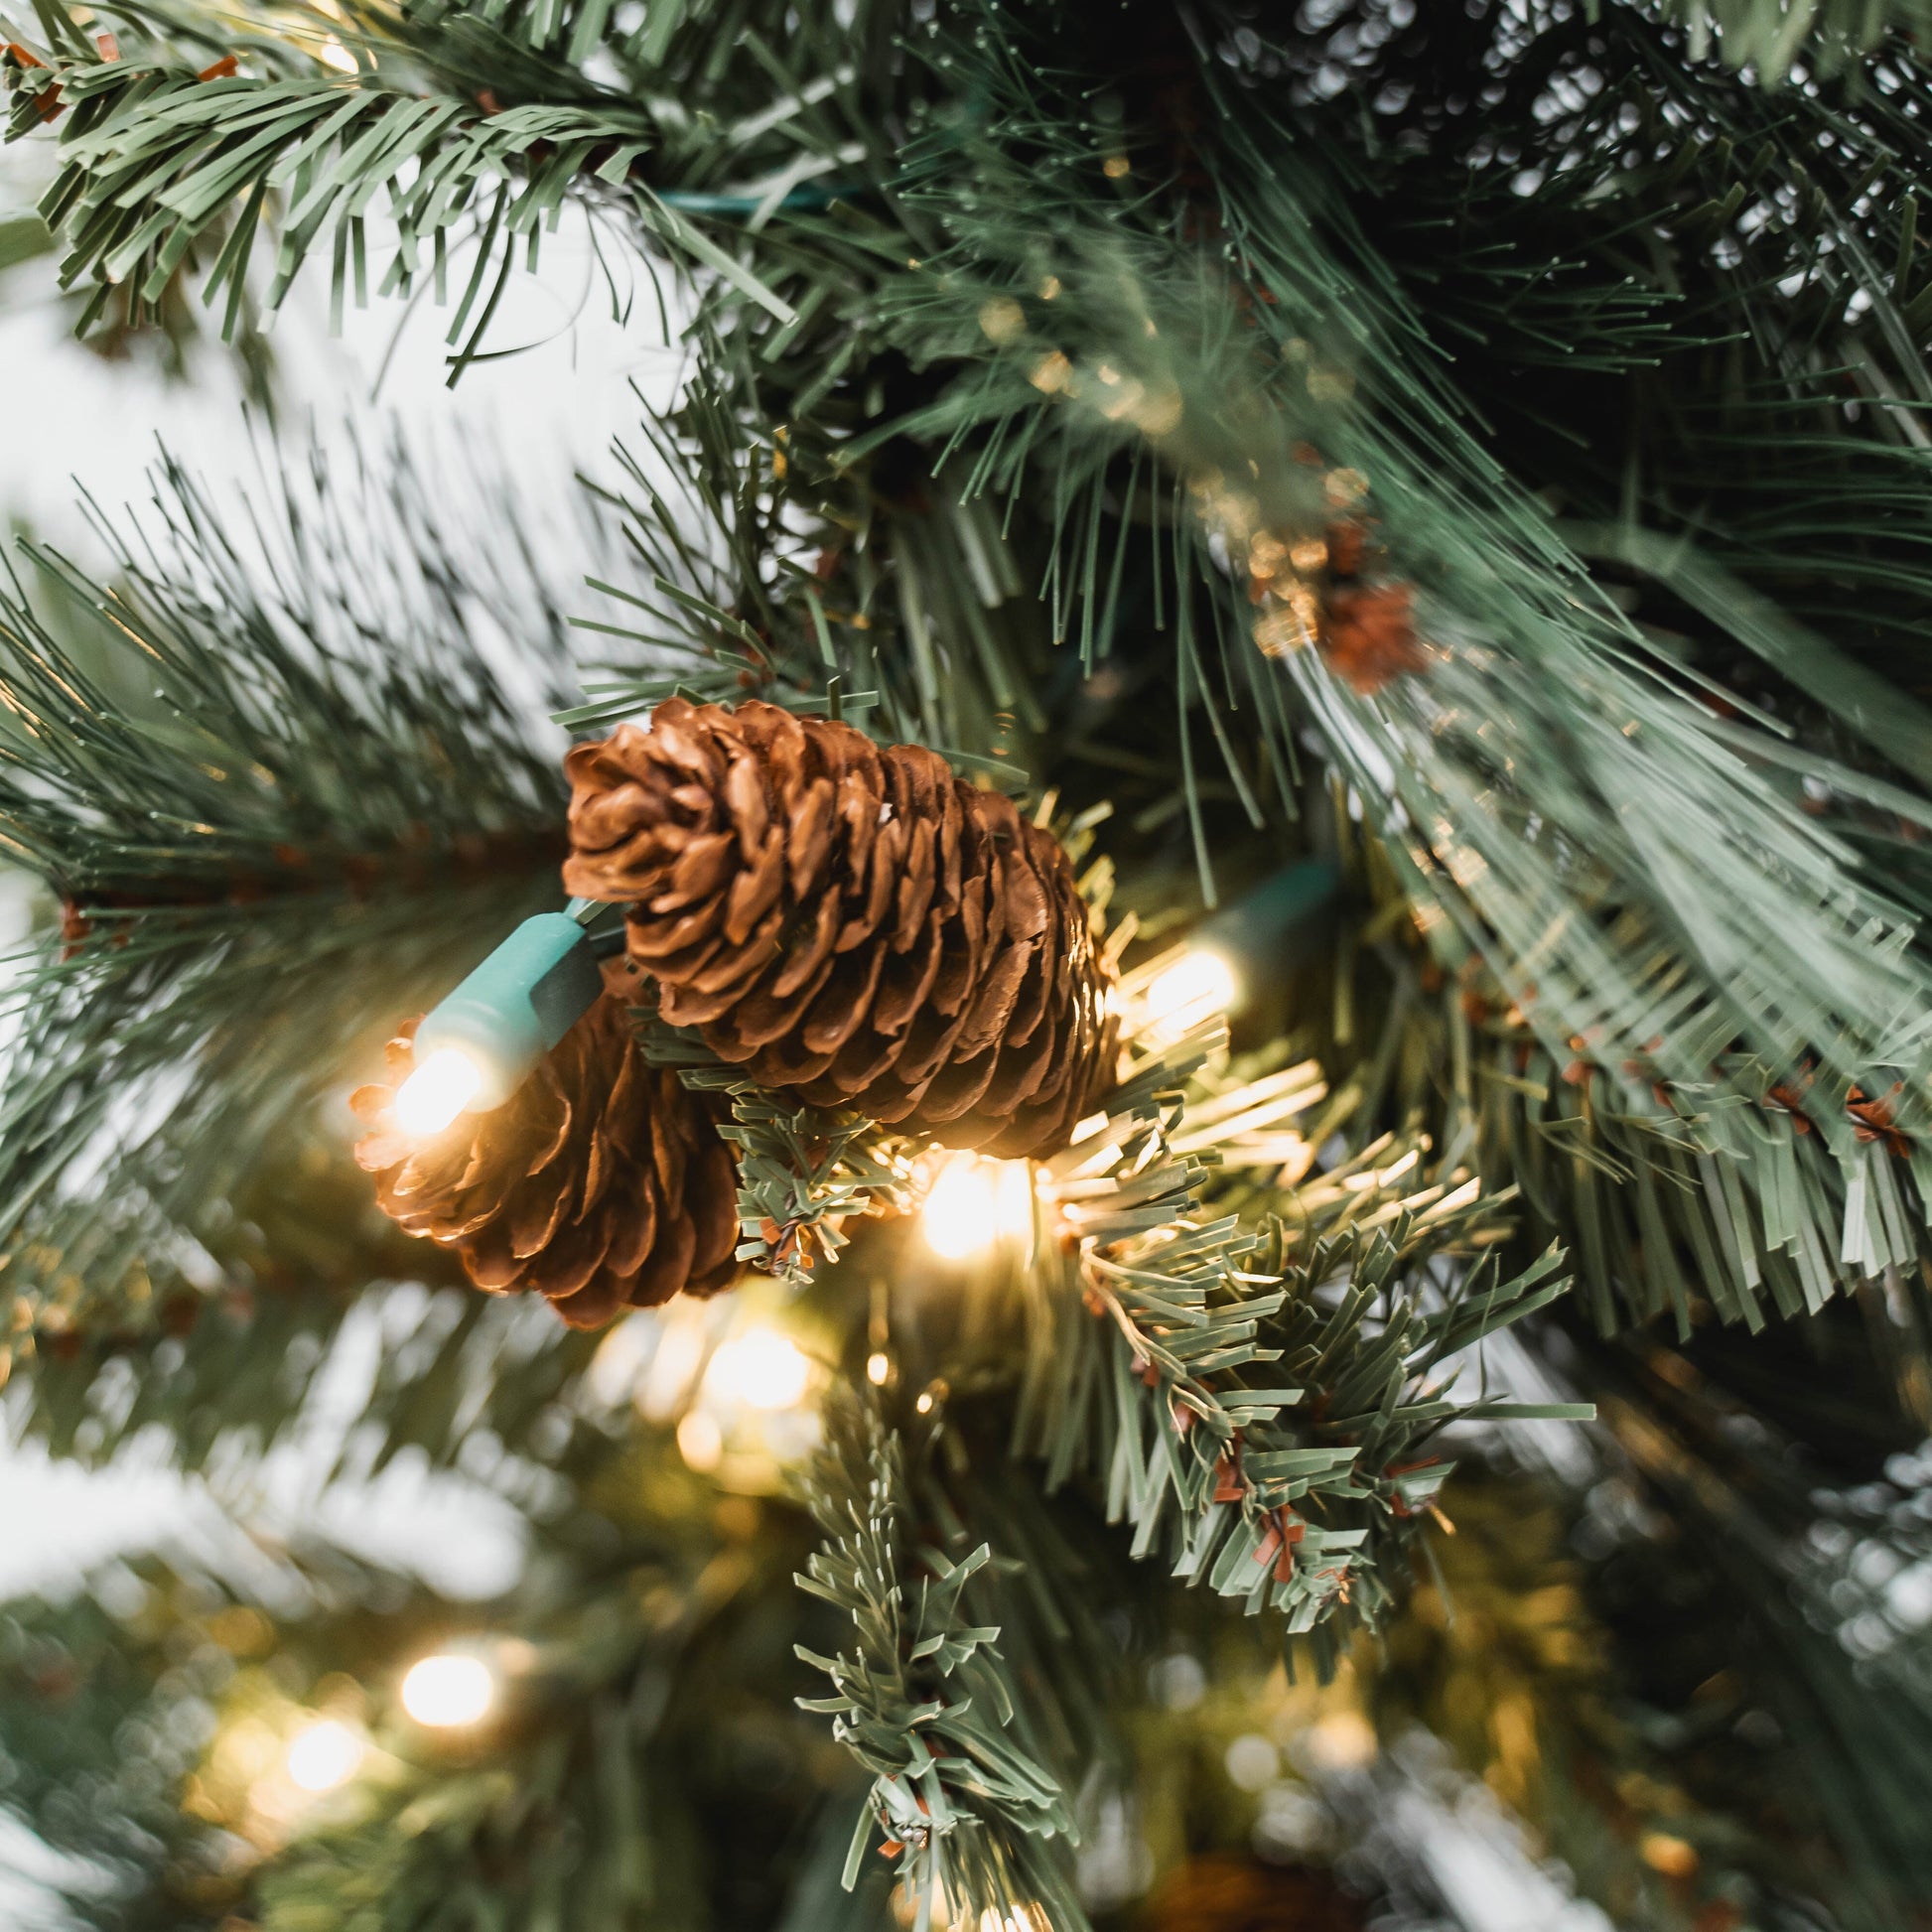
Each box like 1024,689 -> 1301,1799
562,699 -> 1116,1158
351,995 -> 740,1328
1322,582 -> 1424,694
1318,516 -> 1425,695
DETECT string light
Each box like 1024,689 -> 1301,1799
392,1045 -> 484,1138
978,1907 -> 1048,1932
866,1350 -> 891,1386
283,1718 -> 365,1794
705,1329 -> 813,1411
1138,946 -> 1240,1046
1116,863 -> 1340,1051
400,1653 -> 496,1728
392,907 -> 607,1139
919,1152 -> 1035,1260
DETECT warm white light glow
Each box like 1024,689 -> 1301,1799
317,33 -> 357,70
867,1350 -> 891,1386
285,1718 -> 364,1793
1141,947 -> 1240,1040
919,1152 -> 1035,1260
677,1408 -> 724,1471
394,1046 -> 484,1137
979,1907 -> 1047,1932
400,1653 -> 495,1728
706,1329 -> 813,1412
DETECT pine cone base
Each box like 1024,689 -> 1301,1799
352,996 -> 740,1328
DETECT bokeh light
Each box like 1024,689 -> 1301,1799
704,1329 -> 813,1411
284,1717 -> 365,1794
400,1653 -> 496,1728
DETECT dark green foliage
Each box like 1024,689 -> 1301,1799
1572,1319 -> 1932,1930
0,438 -> 575,1335
0,1578 -> 228,1930
1662,0 -> 1932,77
796,1406 -> 1087,1932
1012,1025 -> 1585,1661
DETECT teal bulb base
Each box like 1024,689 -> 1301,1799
415,912 -> 604,1110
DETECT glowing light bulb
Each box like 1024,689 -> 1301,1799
285,1718 -> 364,1793
706,1329 -> 813,1412
980,1907 -> 1048,1932
919,1153 -> 1035,1260
994,1160 -> 1035,1239
867,1351 -> 891,1386
1139,947 -> 1240,1044
393,1046 -> 484,1138
400,1653 -> 495,1728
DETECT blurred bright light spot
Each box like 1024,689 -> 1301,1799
1224,1731 -> 1282,1792
317,34 -> 357,70
400,1653 -> 495,1728
640,1311 -> 710,1419
1640,1832 -> 1699,1879
920,1152 -> 1035,1260
393,1046 -> 483,1138
285,1718 -> 364,1793
867,1350 -> 891,1386
1147,1650 -> 1206,1710
1302,1708 -> 1378,1771
676,1409 -> 723,1472
706,1329 -> 813,1412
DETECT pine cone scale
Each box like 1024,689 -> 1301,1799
892,820 -> 936,948
665,830 -> 736,906
787,778 -> 834,897
724,753 -> 768,852
683,911 -> 784,999
508,1178 -> 572,1259
868,926 -> 942,1036
800,943 -> 890,1055
773,893 -> 842,998
725,834 -> 786,940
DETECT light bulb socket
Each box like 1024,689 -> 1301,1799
414,912 -> 604,1110
1194,860 -> 1340,981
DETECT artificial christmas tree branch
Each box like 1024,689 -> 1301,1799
0,437 -> 577,1335
1005,1018 -> 1582,1668
798,1405 -> 1087,1932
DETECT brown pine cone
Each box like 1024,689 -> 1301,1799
351,996 -> 740,1329
562,699 -> 1116,1158
1322,582 -> 1425,695
1317,516 -> 1426,696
